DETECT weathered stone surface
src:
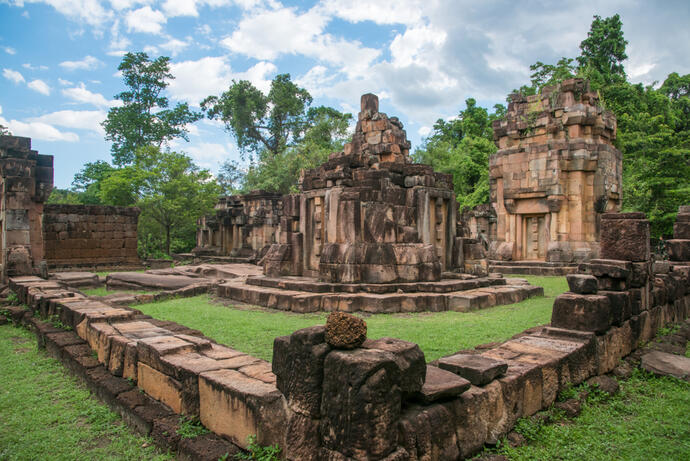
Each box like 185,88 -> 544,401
588,259 -> 632,280
667,239 -> 690,262
362,337 -> 426,394
641,350 -> 690,381
107,272 -> 201,291
437,353 -> 508,386
600,214 -> 650,262
272,326 -> 330,416
137,362 -> 185,414
399,403 -> 460,460
415,365 -> 470,403
586,375 -> 620,395
321,348 -> 401,459
566,274 -> 598,294
198,369 -> 287,450
599,291 -> 631,326
325,312 -> 367,349
551,293 -> 612,334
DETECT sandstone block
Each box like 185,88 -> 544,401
199,369 -> 287,450
362,337 -> 426,394
600,215 -> 650,261
566,274 -> 598,294
272,326 -> 330,416
415,365 -> 470,403
666,239 -> 690,261
551,293 -> 612,334
321,348 -> 402,459
437,353 -> 508,386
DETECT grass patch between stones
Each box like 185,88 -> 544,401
0,323 -> 172,461
135,275 -> 566,362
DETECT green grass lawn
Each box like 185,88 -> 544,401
82,286 -> 157,297
484,370 -> 690,460
0,323 -> 172,461
135,275 -> 567,362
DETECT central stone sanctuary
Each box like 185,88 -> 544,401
215,94 -> 543,313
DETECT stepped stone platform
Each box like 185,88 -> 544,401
218,274 -> 543,313
489,260 -> 579,276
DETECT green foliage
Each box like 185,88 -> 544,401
202,74 -> 313,159
103,52 -> 201,167
413,98 -> 503,208
0,124 -> 12,135
99,146 -> 220,256
0,323 -> 172,460
7,291 -> 19,305
177,416 -> 209,439
235,435 -> 281,461
577,14 -> 628,86
514,57 -> 577,96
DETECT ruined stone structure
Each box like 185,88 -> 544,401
667,205 -> 690,263
9,210 -> 690,460
265,94 -> 463,283
490,79 -> 622,265
0,135 -> 53,282
195,190 -> 282,262
43,204 -> 140,269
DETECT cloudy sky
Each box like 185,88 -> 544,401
1,0 -> 689,188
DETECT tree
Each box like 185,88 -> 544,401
102,52 -> 201,167
201,74 -> 313,159
0,124 -> 11,135
577,14 -> 628,86
413,99 -> 504,208
513,57 -> 576,96
99,146 -> 220,256
70,160 -> 117,204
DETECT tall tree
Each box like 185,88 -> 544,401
99,146 -> 220,256
102,52 -> 201,167
577,14 -> 628,86
201,74 -> 313,159
413,99 -> 504,209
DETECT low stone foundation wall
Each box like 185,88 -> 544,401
43,204 -> 140,269
5,211 -> 690,461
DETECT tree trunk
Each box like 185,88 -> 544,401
165,225 -> 171,256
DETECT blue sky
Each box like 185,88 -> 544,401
1,0 -> 689,189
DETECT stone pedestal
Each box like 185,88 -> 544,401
0,135 -> 53,282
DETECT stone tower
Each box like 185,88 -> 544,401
489,79 -> 622,263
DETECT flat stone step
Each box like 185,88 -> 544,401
218,279 -> 543,313
415,365 -> 471,403
437,353 -> 508,386
489,264 -> 577,276
245,275 -> 506,294
641,350 -> 690,381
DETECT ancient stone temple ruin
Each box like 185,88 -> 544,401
0,135 -> 53,281
266,93 -> 459,283
216,95 -> 543,313
489,79 -> 622,267
194,190 -> 282,262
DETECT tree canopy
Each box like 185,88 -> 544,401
102,52 -> 201,167
201,74 -> 313,159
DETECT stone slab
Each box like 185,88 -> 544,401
437,353 -> 508,386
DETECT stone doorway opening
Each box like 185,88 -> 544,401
522,214 -> 546,260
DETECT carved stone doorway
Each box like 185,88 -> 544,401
522,214 -> 546,260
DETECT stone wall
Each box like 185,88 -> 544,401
43,204 -> 140,268
490,79 -> 622,263
0,135 -> 53,281
195,190 -> 282,262
9,209 -> 689,461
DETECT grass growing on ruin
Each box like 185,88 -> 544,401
136,275 -> 567,362
0,323 -> 172,461
486,370 -> 690,460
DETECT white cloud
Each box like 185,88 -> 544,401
418,126 -> 431,137
109,0 -> 152,10
159,37 -> 190,56
28,79 -> 51,95
126,6 -> 167,34
183,142 -> 237,170
321,0 -> 425,25
162,0 -> 198,17
3,68 -> 25,84
61,83 -> 116,107
29,109 -> 106,134
58,78 -> 73,86
0,112 -> 79,142
59,55 -> 103,71
24,0 -> 112,27
108,19 -> 132,53
3,46 -> 16,55
168,56 -> 277,105
220,5 -> 379,77
22,63 -> 49,71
